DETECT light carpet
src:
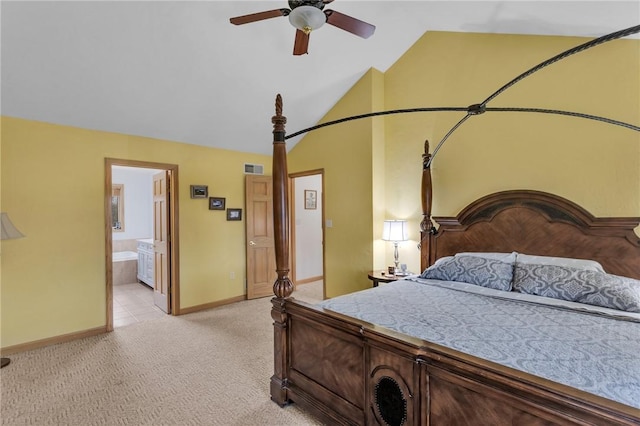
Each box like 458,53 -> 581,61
1,283 -> 324,425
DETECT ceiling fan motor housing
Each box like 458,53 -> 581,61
288,1 -> 326,11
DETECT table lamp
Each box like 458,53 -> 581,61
381,220 -> 408,274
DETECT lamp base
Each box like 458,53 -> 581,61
1,357 -> 10,368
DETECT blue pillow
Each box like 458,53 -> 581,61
513,263 -> 640,313
421,255 -> 513,291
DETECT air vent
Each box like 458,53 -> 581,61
244,163 -> 264,175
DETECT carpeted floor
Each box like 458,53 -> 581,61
0,283 -> 324,425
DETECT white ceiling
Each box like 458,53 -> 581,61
2,1 -> 639,156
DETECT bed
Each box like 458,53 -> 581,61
268,95 -> 640,425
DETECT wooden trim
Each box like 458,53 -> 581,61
111,183 -> 125,232
1,326 -> 107,356
178,295 -> 246,315
290,169 -> 325,178
289,169 -> 325,296
295,276 -> 323,285
106,158 -> 179,171
169,168 -> 181,315
104,159 -> 114,331
290,176 -> 297,285
104,158 -> 180,328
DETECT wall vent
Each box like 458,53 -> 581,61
244,163 -> 264,175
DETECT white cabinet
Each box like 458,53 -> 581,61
137,239 -> 154,287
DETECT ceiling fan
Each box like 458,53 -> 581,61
229,0 -> 376,55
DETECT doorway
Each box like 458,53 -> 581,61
290,170 -> 324,298
104,158 -> 180,332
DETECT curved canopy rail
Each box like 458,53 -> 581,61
283,24 -> 640,169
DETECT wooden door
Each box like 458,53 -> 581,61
153,171 -> 171,313
245,175 -> 276,299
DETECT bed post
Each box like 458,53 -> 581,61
270,94 -> 293,407
420,140 -> 435,271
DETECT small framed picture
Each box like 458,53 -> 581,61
304,190 -> 317,210
227,208 -> 242,221
209,197 -> 226,210
190,185 -> 208,199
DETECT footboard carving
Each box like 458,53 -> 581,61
277,300 -> 640,425
427,369 -> 561,426
290,315 -> 364,408
373,376 -> 407,426
285,303 -> 366,424
270,297 -> 289,407
369,346 -> 420,425
421,350 -> 640,426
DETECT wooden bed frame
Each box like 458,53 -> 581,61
269,95 -> 640,425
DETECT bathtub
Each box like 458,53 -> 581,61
112,251 -> 138,285
113,251 -> 138,262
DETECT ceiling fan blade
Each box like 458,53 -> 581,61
324,10 -> 375,39
293,29 -> 310,55
230,9 -> 289,25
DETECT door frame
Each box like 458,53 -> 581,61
104,158 -> 181,331
289,169 -> 325,295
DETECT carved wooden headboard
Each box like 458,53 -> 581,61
422,189 -> 640,280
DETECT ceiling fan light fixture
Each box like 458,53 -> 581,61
289,5 -> 326,34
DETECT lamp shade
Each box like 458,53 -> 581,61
381,220 -> 408,242
1,212 -> 25,240
288,5 -> 326,34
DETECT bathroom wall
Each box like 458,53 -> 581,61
111,166 -> 157,246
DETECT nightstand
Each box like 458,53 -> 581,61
368,270 -> 401,287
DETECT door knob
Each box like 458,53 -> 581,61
249,241 -> 256,246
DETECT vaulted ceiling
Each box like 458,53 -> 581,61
2,1 -> 638,156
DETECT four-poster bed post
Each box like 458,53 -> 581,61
420,139 -> 434,272
267,95 -> 441,411
270,94 -> 293,407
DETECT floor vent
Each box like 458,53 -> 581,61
244,163 -> 264,175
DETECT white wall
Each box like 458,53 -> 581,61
294,174 -> 323,281
111,166 -> 159,241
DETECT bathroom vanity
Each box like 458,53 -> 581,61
136,239 -> 154,287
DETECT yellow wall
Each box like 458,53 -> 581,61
2,30 -> 638,349
288,69 -> 385,297
0,117 -> 271,348
384,32 -> 639,270
291,31 -> 640,284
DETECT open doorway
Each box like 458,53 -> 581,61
290,170 -> 324,299
104,158 -> 180,331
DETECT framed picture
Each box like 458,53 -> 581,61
190,185 -> 208,199
227,208 -> 242,221
304,190 -> 317,210
209,197 -> 226,210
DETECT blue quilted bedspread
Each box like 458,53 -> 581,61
318,278 -> 640,409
